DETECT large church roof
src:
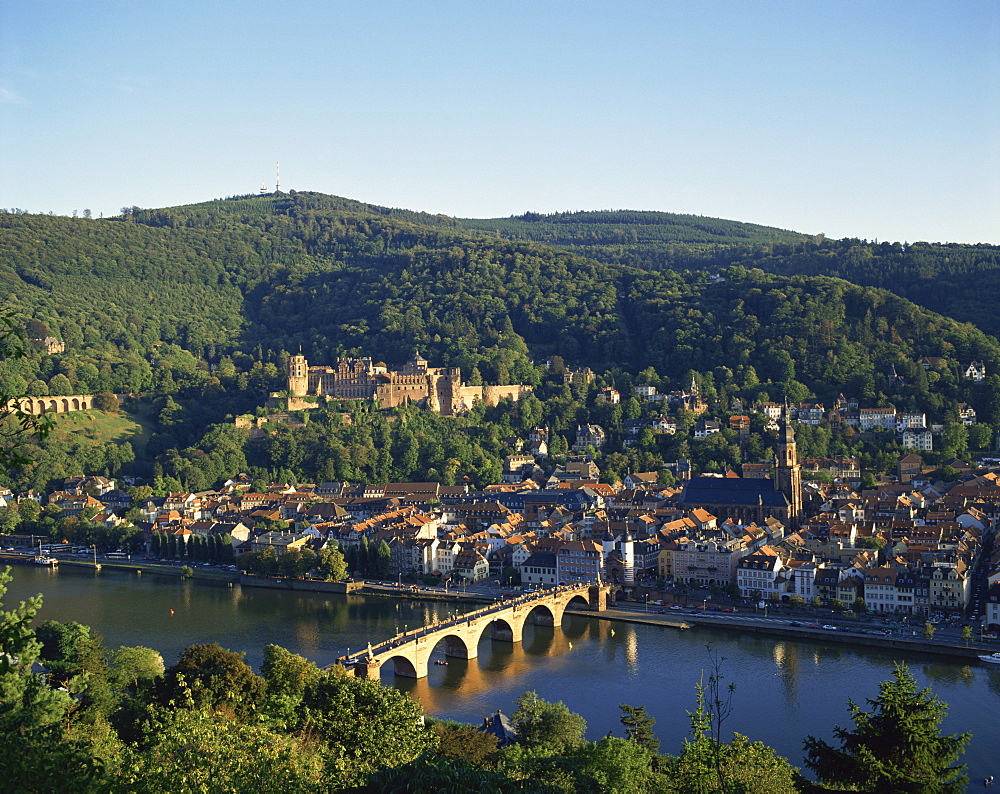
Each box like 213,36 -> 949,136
679,476 -> 789,508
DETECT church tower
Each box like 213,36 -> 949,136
774,406 -> 802,527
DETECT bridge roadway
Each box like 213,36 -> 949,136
339,582 -> 613,679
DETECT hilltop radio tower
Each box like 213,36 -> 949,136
275,162 -> 281,193
259,179 -> 267,195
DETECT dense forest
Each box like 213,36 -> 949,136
2,192 -> 999,495
449,209 -> 1000,339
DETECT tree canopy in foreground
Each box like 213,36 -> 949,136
803,662 -> 970,793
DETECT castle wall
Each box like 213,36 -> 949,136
286,356 -> 531,416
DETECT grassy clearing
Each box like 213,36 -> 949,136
51,409 -> 154,455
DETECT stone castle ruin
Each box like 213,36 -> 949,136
287,352 -> 532,416
7,394 -> 96,415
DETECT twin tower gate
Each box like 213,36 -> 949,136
343,583 -> 614,680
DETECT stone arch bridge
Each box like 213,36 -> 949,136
340,583 -> 614,680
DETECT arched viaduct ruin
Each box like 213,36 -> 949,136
6,395 -> 96,415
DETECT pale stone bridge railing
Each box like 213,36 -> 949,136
339,582 -> 613,679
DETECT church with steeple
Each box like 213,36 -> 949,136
678,406 -> 803,530
772,405 -> 803,525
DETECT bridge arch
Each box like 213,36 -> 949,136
347,583 -> 613,680
384,654 -> 418,678
524,602 -> 558,627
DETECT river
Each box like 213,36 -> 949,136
5,564 -> 998,783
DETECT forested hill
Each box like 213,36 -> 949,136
1,191 -> 999,410
448,210 -> 1000,339
454,209 -> 809,260
716,238 -> 1000,340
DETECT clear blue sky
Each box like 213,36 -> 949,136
2,1 -> 998,243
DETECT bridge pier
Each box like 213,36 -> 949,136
489,616 -> 524,643
444,634 -> 478,660
588,584 -> 615,610
348,584 -> 613,680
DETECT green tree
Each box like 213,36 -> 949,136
569,734 -> 666,793
672,670 -> 798,793
376,539 -> 392,579
316,546 -> 348,581
924,622 -> 936,641
0,312 -> 54,472
93,392 -> 120,412
109,645 -> 165,693
434,721 -> 500,766
940,422 -> 969,458
803,663 -> 969,793
960,625 -> 973,647
668,733 -> 800,794
619,702 -> 659,753
0,567 -> 104,790
299,669 -> 437,777
35,619 -> 115,721
260,644 -> 321,730
366,755 -> 518,793
511,690 -> 587,755
358,534 -> 371,576
157,643 -> 265,719
116,704 -> 325,792
967,423 -> 993,450
0,502 -> 20,534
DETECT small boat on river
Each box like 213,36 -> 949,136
978,653 -> 1000,665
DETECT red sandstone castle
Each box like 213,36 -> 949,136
287,352 -> 532,416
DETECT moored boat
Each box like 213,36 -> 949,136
978,652 -> 1000,665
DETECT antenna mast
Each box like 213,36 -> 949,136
275,162 -> 281,193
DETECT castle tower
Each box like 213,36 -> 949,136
289,354 -> 309,397
773,405 -> 802,527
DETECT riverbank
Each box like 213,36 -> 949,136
587,607 -> 991,662
16,563 -> 995,662
55,558 -> 241,582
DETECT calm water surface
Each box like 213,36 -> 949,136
6,565 -> 998,782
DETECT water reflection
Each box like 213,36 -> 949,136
771,642 -> 801,705
394,622 -> 580,709
985,669 -> 1000,699
919,662 -> 976,687
6,565 -> 998,784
